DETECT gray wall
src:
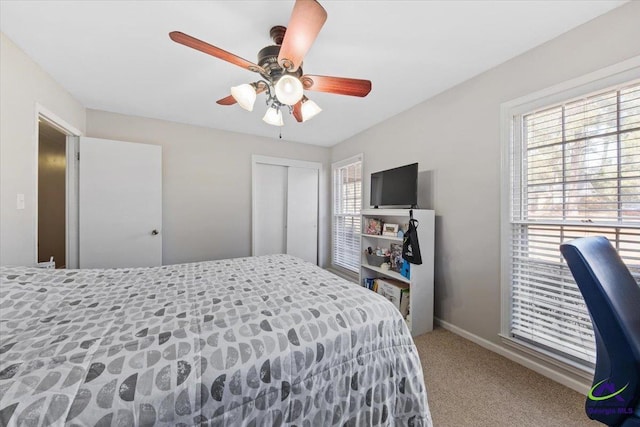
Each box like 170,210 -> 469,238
331,1 -> 640,386
0,32 -> 86,266
86,110 -> 331,267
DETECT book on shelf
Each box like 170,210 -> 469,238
362,277 -> 378,292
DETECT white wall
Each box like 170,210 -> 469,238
86,110 -> 331,267
331,1 -> 640,387
0,32 -> 86,266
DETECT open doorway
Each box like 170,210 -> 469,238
38,119 -> 67,268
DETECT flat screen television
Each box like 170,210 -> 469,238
370,163 -> 418,208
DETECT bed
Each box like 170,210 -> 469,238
0,254 -> 432,426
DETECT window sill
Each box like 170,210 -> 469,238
326,266 -> 359,284
499,334 -> 594,380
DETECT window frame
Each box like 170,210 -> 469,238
500,57 -> 640,374
331,154 -> 363,276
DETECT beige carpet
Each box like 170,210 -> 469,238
413,328 -> 599,427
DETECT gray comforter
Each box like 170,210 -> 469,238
0,254 -> 432,426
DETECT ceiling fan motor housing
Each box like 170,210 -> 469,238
258,27 -> 303,83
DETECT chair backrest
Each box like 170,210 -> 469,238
560,236 -> 640,426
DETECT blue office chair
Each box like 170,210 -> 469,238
560,236 -> 640,427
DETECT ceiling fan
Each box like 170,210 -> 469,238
169,0 -> 372,126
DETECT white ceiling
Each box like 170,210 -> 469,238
0,1 -> 626,146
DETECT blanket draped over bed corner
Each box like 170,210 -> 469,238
0,254 -> 432,426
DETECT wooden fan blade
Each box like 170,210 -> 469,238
278,0 -> 327,72
301,75 -> 372,97
292,100 -> 303,122
169,31 -> 265,74
216,95 -> 237,106
216,84 -> 268,106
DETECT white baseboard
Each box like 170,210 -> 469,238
434,318 -> 590,395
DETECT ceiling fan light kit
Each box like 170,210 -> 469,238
230,84 -> 257,111
170,0 -> 371,128
263,105 -> 284,127
301,97 -> 322,122
274,74 -> 304,106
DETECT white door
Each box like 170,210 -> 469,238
286,167 -> 318,264
253,163 -> 287,256
79,137 -> 162,268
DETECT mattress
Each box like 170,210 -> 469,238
0,254 -> 432,426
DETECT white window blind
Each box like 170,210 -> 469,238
510,81 -> 640,366
332,157 -> 362,272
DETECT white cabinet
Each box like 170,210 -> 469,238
360,208 -> 434,336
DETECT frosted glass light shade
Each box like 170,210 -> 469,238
301,99 -> 322,122
230,84 -> 257,111
274,75 -> 303,105
262,107 -> 284,126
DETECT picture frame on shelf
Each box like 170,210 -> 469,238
383,223 -> 399,236
365,218 -> 383,235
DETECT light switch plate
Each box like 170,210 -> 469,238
17,193 -> 25,210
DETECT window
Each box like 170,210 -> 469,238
332,155 -> 363,273
506,77 -> 640,368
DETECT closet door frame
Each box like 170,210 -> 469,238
251,155 -> 321,260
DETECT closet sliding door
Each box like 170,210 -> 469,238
286,167 -> 318,264
253,163 -> 288,256
252,156 -> 320,265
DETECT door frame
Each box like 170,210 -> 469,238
251,155 -> 321,259
35,104 -> 82,268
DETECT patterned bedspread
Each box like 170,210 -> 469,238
0,254 -> 431,426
